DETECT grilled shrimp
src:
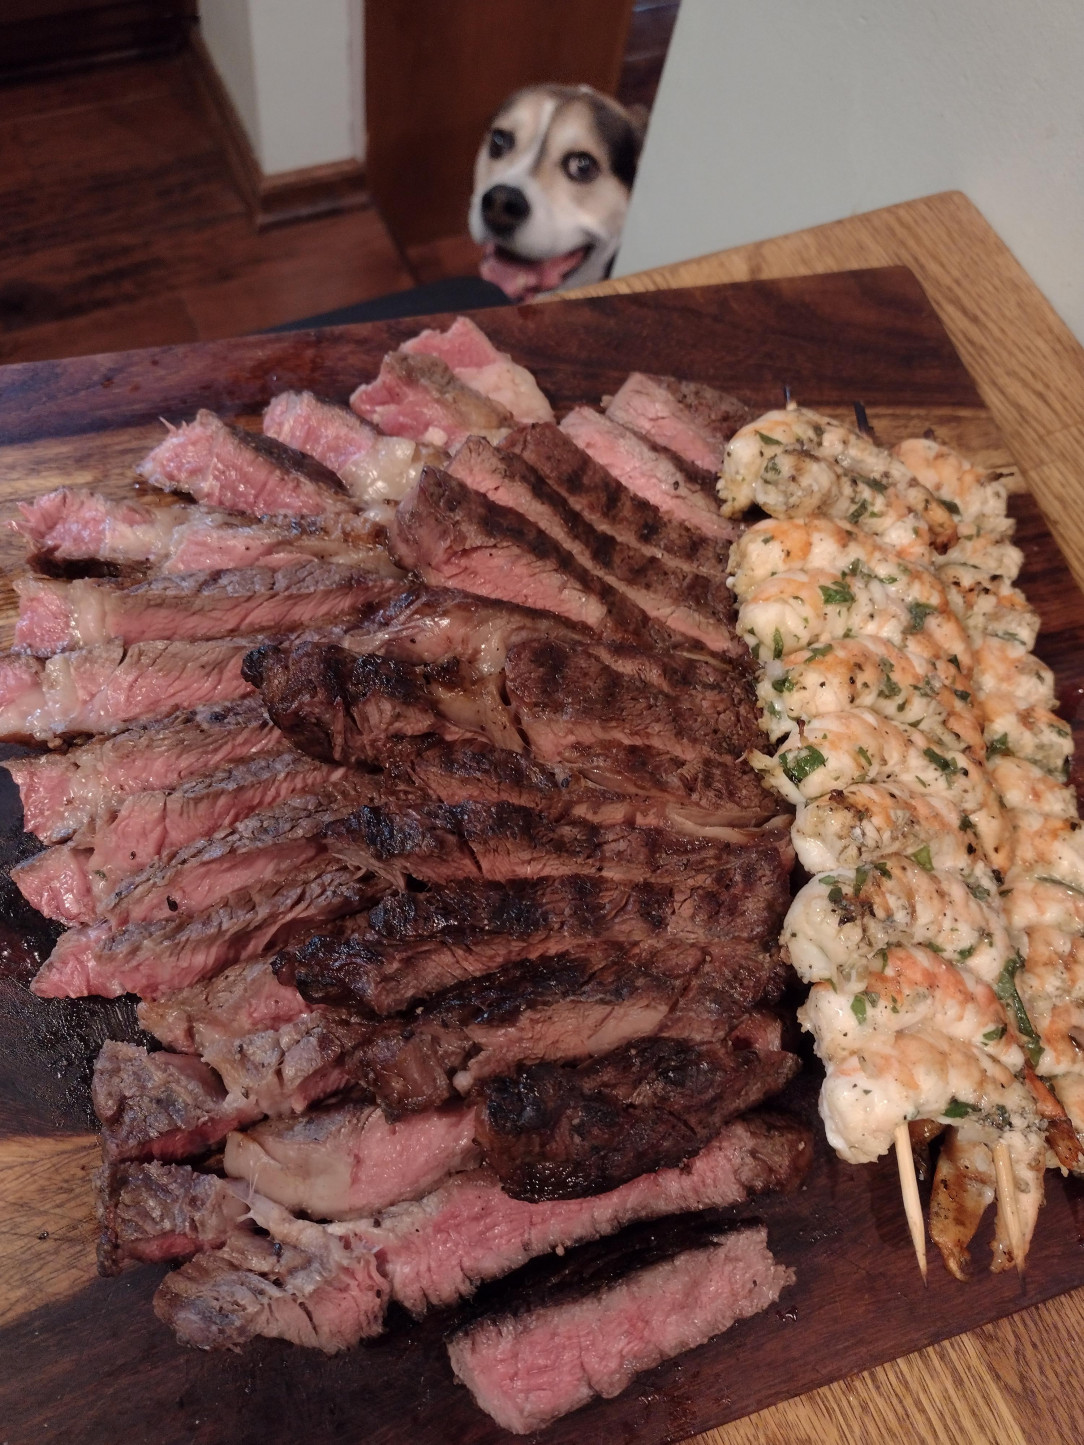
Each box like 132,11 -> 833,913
784,857 -> 1012,988
937,533 -> 1024,585
1014,990 -> 1084,1076
1016,926 -> 1084,1001
980,698 -> 1073,776
972,637 -> 1056,709
791,783 -> 987,873
800,946 -> 1022,1070
729,515 -> 939,601
720,408 -> 956,550
946,577 -> 1041,652
1054,1073 -> 1084,1136
892,437 -> 1009,533
758,638 -> 983,754
758,710 -> 1008,867
1008,810 -> 1084,892
738,567 -> 971,670
1002,876 -> 1084,935
989,755 -> 1078,818
929,1125 -> 998,1280
818,1027 -> 1039,1164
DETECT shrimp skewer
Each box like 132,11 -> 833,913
791,784 -> 984,874
893,436 -> 1012,536
730,515 -> 943,600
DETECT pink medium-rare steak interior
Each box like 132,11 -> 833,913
350,350 -> 515,449
13,562 -> 401,655
604,372 -> 751,473
2,699 -> 282,843
561,405 -> 740,541
11,488 -> 185,564
96,1161 -> 250,1273
222,1098 -> 482,1218
137,409 -> 354,516
400,315 -> 554,424
446,1223 -> 793,1434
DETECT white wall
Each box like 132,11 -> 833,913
199,0 -> 365,176
618,0 -> 1084,343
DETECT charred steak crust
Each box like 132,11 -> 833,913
475,1036 -> 800,1200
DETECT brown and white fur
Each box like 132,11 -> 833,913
469,85 -> 647,302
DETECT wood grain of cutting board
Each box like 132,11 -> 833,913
2,269 -> 1084,1445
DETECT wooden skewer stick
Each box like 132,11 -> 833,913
993,1137 -> 1026,1278
894,1122 -> 927,1283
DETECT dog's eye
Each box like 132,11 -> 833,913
562,151 -> 600,184
489,129 -> 515,159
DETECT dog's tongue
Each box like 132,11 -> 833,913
480,243 -> 590,301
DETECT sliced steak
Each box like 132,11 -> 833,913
153,1194 -> 387,1352
476,1034 -> 800,1200
351,941 -> 787,1113
223,1099 -> 481,1218
350,350 -> 515,448
0,637 -> 257,743
91,1041 -> 261,1163
137,959 -> 366,1117
561,407 -> 736,541
446,1220 -> 791,1434
605,373 -> 751,472
2,699 -> 281,843
10,488 -> 391,570
388,467 -> 665,646
325,798 -> 789,889
95,1161 -> 248,1273
137,410 -> 354,515
278,857 -> 791,1016
31,862 -> 383,1000
503,423 -> 732,575
13,562 -> 401,655
263,390 -> 433,510
448,436 -> 739,652
400,316 -> 553,424
369,1111 -> 811,1315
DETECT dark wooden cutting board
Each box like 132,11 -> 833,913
2,268 -> 1084,1445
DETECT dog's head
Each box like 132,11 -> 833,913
470,85 -> 647,302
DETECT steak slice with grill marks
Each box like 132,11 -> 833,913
388,466 -> 668,647
96,1161 -> 248,1274
153,1193 -> 387,1353
560,406 -> 737,542
91,1041 -> 262,1163
277,853 -> 791,1016
476,1033 -> 800,1200
605,373 -> 751,472
349,941 -> 787,1113
502,423 -> 732,576
400,315 -> 554,424
2,699 -> 281,844
350,350 -> 515,448
13,561 -> 401,656
367,1110 -> 811,1316
447,436 -> 739,653
137,410 -> 354,516
324,798 -> 791,889
32,862 -> 385,1001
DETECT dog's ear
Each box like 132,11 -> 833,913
624,103 -> 650,145
587,95 -> 648,188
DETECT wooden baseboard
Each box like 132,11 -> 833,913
186,31 -> 368,230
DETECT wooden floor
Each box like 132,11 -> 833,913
0,54 -> 415,366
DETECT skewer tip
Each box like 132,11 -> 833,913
853,400 -> 872,436
992,1137 -> 1027,1280
894,1122 -> 928,1284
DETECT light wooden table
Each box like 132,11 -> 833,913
569,190 -> 1084,1445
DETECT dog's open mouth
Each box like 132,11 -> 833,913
480,243 -> 592,302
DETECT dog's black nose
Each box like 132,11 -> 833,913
481,184 -> 530,238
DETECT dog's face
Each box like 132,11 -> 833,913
470,85 -> 645,302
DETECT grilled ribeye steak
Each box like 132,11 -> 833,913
346,941 -> 787,1113
447,1220 -> 790,1435
324,798 -> 791,889
502,422 -> 733,575
137,409 -> 354,516
476,1034 -> 800,1200
447,436 -> 739,653
96,1161 -> 248,1274
277,851 -> 790,1016
350,349 -> 515,447
604,372 -> 751,473
388,466 -> 669,647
